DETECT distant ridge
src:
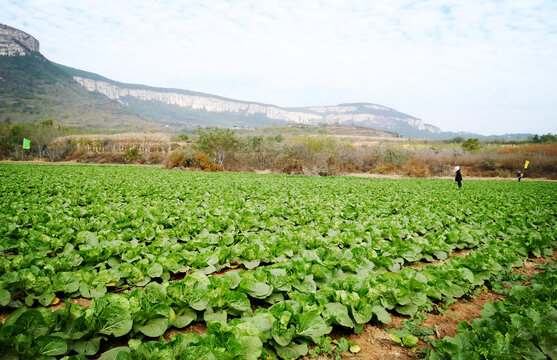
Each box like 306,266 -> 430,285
0,24 -> 534,139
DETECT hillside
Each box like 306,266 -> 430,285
234,123 -> 399,138
0,25 -> 165,132
0,56 -> 167,131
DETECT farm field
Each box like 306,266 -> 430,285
0,163 -> 556,359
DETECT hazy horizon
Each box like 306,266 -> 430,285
2,0 -> 556,135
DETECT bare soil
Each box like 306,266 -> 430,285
163,322 -> 207,341
0,297 -> 92,323
409,249 -> 473,270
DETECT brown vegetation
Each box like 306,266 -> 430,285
2,125 -> 556,179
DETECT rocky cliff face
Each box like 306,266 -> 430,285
73,76 -> 322,123
73,76 -> 442,136
0,24 -> 40,56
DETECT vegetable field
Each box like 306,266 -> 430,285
0,163 -> 556,360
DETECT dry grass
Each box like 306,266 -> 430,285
57,132 -> 172,144
499,144 -> 557,156
402,160 -> 431,177
42,132 -> 557,179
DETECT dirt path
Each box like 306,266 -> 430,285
346,173 -> 557,182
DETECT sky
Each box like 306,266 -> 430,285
2,0 -> 556,135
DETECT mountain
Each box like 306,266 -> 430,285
0,25 -> 535,139
0,25 -> 165,131
68,71 -> 443,137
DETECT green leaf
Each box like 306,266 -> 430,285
98,347 -> 130,360
98,304 -> 133,337
389,333 -> 402,344
402,334 -> 419,348
242,281 -> 273,299
225,292 -> 251,313
147,263 -> 163,278
481,302 -> 505,318
246,312 -> 274,341
372,305 -> 391,324
175,308 -> 197,328
243,260 -> 260,269
188,290 -> 209,311
410,292 -> 427,307
397,303 -> 419,316
275,342 -> 308,360
223,271 -> 241,289
73,337 -> 101,355
296,311 -> 332,343
351,303 -> 374,324
237,335 -> 263,360
37,293 -> 56,307
458,268 -> 475,283
15,310 -> 49,337
203,308 -> 227,324
322,303 -> 354,328
137,317 -> 168,337
0,289 -> 11,306
36,336 -> 68,356
272,322 -> 295,346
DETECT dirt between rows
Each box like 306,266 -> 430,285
346,173 -> 557,182
408,248 -> 473,270
300,289 -> 505,360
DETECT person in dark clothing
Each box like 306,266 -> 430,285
517,171 -> 524,182
455,166 -> 462,188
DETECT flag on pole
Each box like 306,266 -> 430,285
22,138 -> 31,150
524,160 -> 529,169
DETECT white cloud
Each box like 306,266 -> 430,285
1,0 -> 556,134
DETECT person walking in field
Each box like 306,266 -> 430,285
517,171 -> 524,182
454,166 -> 463,188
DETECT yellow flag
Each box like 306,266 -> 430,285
524,160 -> 529,169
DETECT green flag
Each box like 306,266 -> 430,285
23,138 -> 31,150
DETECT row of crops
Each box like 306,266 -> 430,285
0,164 -> 556,359
425,263 -> 557,359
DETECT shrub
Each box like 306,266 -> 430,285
383,147 -> 412,167
163,149 -> 191,169
45,140 -> 74,162
402,160 -> 431,178
124,147 -> 140,162
163,149 -> 222,171
193,151 -> 222,172
280,159 -> 303,174
462,138 -> 481,152
195,127 -> 240,167
478,157 -> 496,171
373,162 -> 398,174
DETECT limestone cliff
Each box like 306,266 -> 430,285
73,77 -> 322,124
0,24 -> 40,56
73,76 -> 442,136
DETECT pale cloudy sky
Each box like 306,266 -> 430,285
2,0 -> 556,134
